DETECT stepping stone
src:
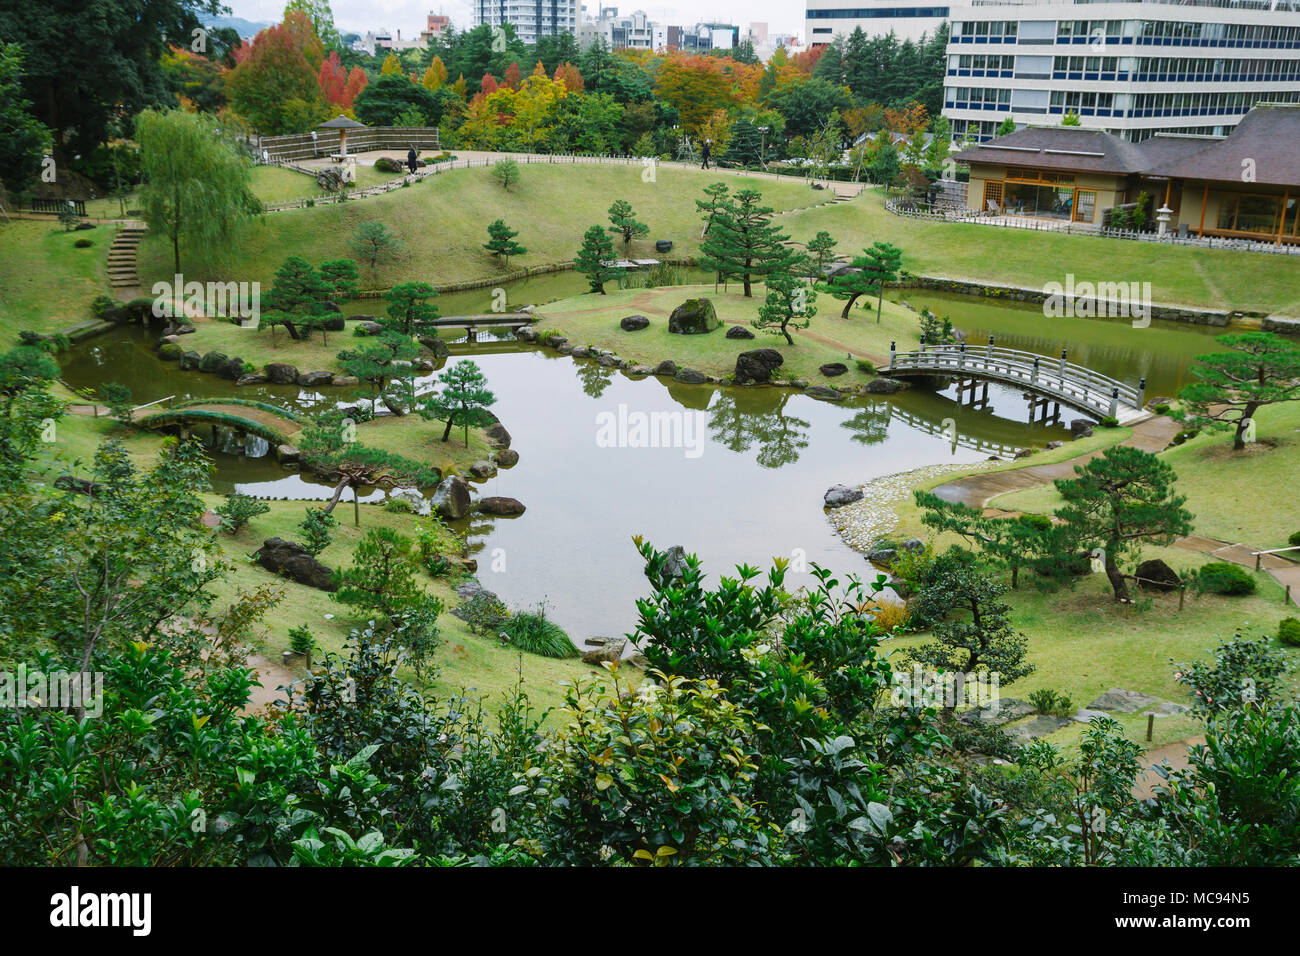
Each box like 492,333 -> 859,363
1141,701 -> 1190,717
1070,708 -> 1112,724
958,697 -> 1035,727
1087,688 -> 1163,713
1003,715 -> 1073,742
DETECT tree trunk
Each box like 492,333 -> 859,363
323,478 -> 350,514
840,293 -> 861,319
441,416 -> 454,442
1233,402 -> 1260,450
781,322 -> 793,346
1104,549 -> 1129,602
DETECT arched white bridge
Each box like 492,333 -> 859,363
885,340 -> 1149,425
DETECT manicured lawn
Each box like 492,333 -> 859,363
355,411 -> 497,477
783,188 -> 1300,316
134,163 -> 834,289
994,402 -> 1300,550
0,220 -> 116,339
204,498 -> 598,720
534,282 -> 921,384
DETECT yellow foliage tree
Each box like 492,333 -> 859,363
380,53 -> 402,76
422,56 -> 447,90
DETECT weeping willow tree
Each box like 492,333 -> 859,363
135,108 -> 261,276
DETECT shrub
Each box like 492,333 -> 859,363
298,507 -> 337,556
492,158 -> 520,190
856,358 -> 876,374
91,295 -> 118,318
1099,416 -> 1120,428
501,607 -> 579,658
1154,403 -> 1171,415
1279,617 -> 1300,647
1194,561 -> 1257,596
859,599 -> 908,633
383,497 -> 417,514
374,157 -> 404,174
457,590 -> 510,635
1028,688 -> 1074,717
215,492 -> 270,534
74,238 -> 94,248
288,624 -> 316,656
1289,531 -> 1300,547
1172,634 -> 1291,714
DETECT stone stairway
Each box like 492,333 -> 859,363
108,221 -> 146,293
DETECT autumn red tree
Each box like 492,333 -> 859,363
225,11 -> 329,133
553,61 -> 583,92
318,50 -> 347,106
503,62 -> 522,91
481,73 -> 500,96
342,67 -> 367,108
655,54 -> 738,136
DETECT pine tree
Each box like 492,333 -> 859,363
858,241 -> 903,322
607,199 -> 649,245
700,188 -> 792,297
348,221 -> 405,272
574,224 -> 621,294
263,255 -> 331,343
805,231 -> 838,277
419,360 -> 497,446
382,281 -> 441,339
827,252 -> 877,319
1177,332 -> 1300,450
722,119 -> 763,167
483,218 -> 527,267
695,181 -> 730,238
319,258 -> 359,299
752,256 -> 816,346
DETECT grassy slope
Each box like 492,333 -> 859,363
535,282 -> 918,383
134,164 -> 833,288
783,188 -> 1300,316
0,220 -> 116,339
205,499 -> 595,717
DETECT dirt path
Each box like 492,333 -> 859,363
1133,736 -> 1205,799
244,653 -> 303,715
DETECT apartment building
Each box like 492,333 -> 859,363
943,0 -> 1300,142
473,0 -> 579,44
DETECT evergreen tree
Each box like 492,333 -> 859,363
1176,332 -> 1300,450
483,219 -> 527,267
606,199 -> 648,245
319,258 -> 360,299
1053,446 -> 1195,602
858,241 -> 903,322
263,255 -> 332,343
419,360 -> 497,446
382,281 -> 441,339
827,251 -> 878,319
574,224 -> 621,293
348,221 -> 405,272
722,118 -> 763,167
753,256 -> 816,346
805,231 -> 839,277
700,189 -> 792,297
695,181 -> 730,238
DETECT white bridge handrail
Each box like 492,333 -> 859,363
886,343 -> 1145,416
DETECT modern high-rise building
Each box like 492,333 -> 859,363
943,0 -> 1300,143
579,7 -> 658,49
473,0 -> 579,45
805,1 -> 951,47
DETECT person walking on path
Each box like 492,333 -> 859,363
406,146 -> 419,174
701,139 -> 711,170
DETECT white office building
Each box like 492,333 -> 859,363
944,0 -> 1300,143
805,1 -> 952,47
580,7 -> 659,49
473,0 -> 579,44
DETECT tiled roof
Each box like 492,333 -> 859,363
1144,105 -> 1300,188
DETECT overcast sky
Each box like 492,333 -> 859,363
226,0 -> 807,43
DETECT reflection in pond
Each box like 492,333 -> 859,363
840,401 -> 891,447
706,391 -> 810,468
575,359 -> 616,398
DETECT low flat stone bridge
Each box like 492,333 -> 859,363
885,340 -> 1149,425
431,314 -> 537,343
134,399 -> 307,446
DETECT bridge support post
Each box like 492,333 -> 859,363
1137,377 -> 1146,408
466,326 -> 477,343
1059,349 -> 1068,374
986,334 -> 994,359
1109,387 -> 1119,419
890,341 -> 896,368
981,382 -> 989,404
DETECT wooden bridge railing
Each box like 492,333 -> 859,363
887,340 -> 1145,419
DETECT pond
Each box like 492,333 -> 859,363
59,287 -> 1225,643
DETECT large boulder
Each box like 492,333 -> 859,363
804,385 -> 844,401
824,484 -> 863,508
581,637 -> 627,664
1070,418 -> 1095,439
819,362 -> 848,377
647,544 -> 690,588
158,342 -> 182,361
253,538 -> 336,591
297,370 -> 333,387
866,547 -> 899,568
668,298 -> 720,335
673,368 -> 708,385
492,448 -> 520,467
357,321 -> 384,336
468,460 -> 498,480
734,348 -> 784,385
179,350 -> 202,371
431,475 -> 471,521
725,325 -> 755,340
865,377 -> 904,394
484,422 -> 512,448
323,315 -> 346,332
419,335 -> 451,358
477,496 -> 526,516
219,357 -> 247,381
1136,558 -> 1182,592
654,360 -> 678,376
198,351 -> 228,374
1087,688 -> 1163,713
265,363 -> 299,384
620,314 -> 650,331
